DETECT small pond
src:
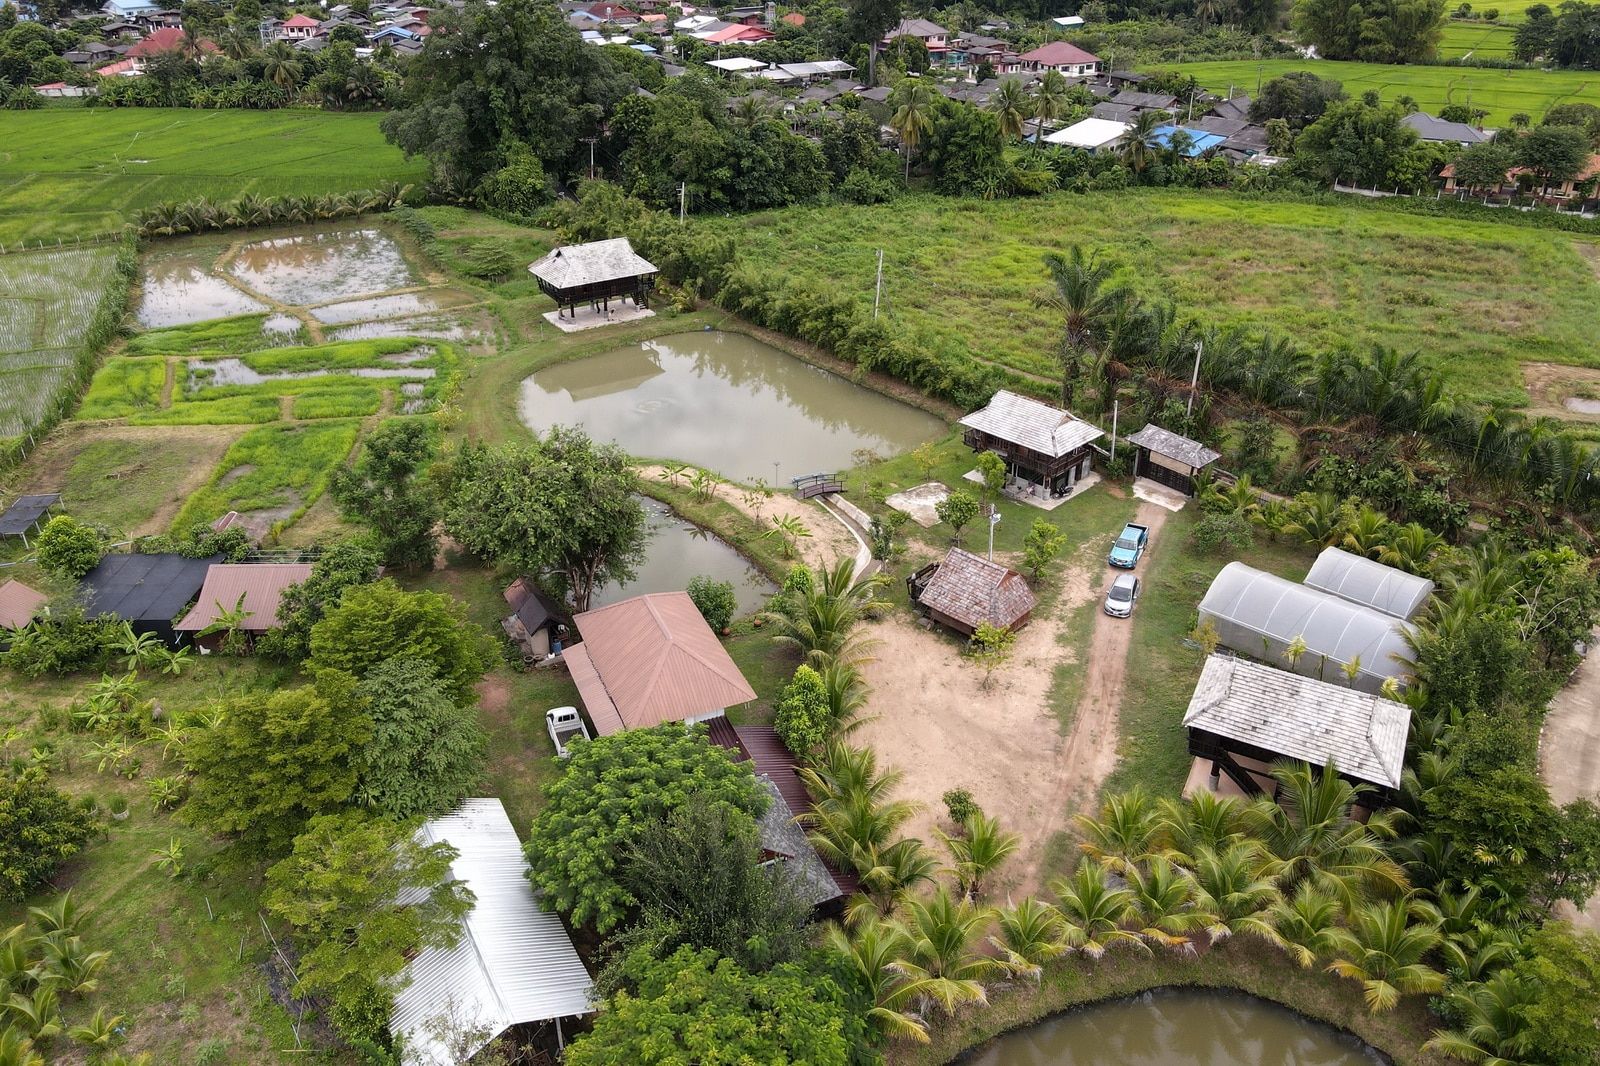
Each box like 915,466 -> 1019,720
138,251 -> 267,328
228,228 -> 416,306
962,990 -> 1385,1066
518,331 -> 945,483
588,498 -> 774,616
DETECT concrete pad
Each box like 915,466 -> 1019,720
1133,477 -> 1189,512
961,469 -> 1100,511
542,304 -> 655,333
885,482 -> 949,528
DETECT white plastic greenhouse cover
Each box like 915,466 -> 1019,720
1303,547 -> 1435,620
1197,562 -> 1414,694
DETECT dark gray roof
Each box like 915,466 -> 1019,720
1210,95 -> 1250,122
528,238 -> 657,289
1189,115 -> 1249,137
960,389 -> 1104,458
1224,126 -> 1270,153
80,553 -> 219,624
754,777 -> 841,909
1112,89 -> 1177,109
1125,424 -> 1220,469
0,494 -> 60,536
884,16 -> 946,38
1184,654 -> 1411,789
1091,101 -> 1140,123
857,85 -> 892,102
1401,112 -> 1489,145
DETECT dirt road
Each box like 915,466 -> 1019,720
1539,630 -> 1600,930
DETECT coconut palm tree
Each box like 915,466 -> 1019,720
1267,882 -> 1347,968
1422,970 -> 1541,1064
1185,842 -> 1284,945
0,1028 -> 43,1066
732,93 -> 774,129
1075,787 -> 1159,873
1118,110 -> 1166,178
824,919 -> 933,1043
1126,857 -> 1207,950
1032,69 -> 1070,147
67,1006 -> 123,1051
938,812 -> 1020,901
1036,246 -> 1132,411
1341,505 -> 1390,558
261,41 -> 305,92
1283,491 -> 1344,548
1378,522 -> 1447,576
1155,790 -> 1249,862
1048,859 -> 1146,959
888,78 -> 936,179
989,78 -> 1030,141
763,558 -> 887,666
802,739 -> 904,810
1251,763 -> 1410,909
1326,899 -> 1446,1012
893,886 -> 997,1015
989,897 -> 1068,982
854,838 -> 941,921
818,660 -> 872,734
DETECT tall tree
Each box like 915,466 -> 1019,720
888,77 -> 935,178
1514,122 -> 1592,188
330,418 -> 440,570
1291,0 -> 1447,62
989,78 -> 1030,141
307,580 -> 495,703
352,658 -> 486,819
1036,245 -> 1130,410
443,428 -> 648,613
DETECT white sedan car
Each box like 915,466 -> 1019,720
1104,573 -> 1140,618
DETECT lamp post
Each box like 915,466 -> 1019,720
987,508 -> 1001,562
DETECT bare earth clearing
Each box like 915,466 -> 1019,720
1539,629 -> 1600,931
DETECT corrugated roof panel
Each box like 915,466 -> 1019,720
1303,547 -> 1434,620
959,390 -> 1104,457
174,563 -> 313,632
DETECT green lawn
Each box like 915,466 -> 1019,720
723,191 -> 1600,408
1171,59 -> 1600,125
0,109 -> 427,244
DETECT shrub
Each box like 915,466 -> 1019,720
460,239 -> 517,280
686,576 -> 737,633
1189,512 -> 1256,555
34,515 -> 103,580
943,787 -> 982,825
840,165 -> 900,205
774,664 -> 832,754
475,144 -> 550,216
0,768 -> 99,901
2,607 -> 119,678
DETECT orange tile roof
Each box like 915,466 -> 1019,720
175,563 -> 312,633
570,592 -> 756,734
0,579 -> 46,630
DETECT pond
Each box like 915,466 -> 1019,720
519,331 -> 945,483
961,990 -> 1385,1066
588,498 -> 774,617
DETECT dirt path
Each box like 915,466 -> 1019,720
1539,629 -> 1600,931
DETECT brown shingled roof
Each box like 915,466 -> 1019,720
570,592 -> 756,735
918,547 -> 1035,631
0,579 -> 46,630
174,563 -> 313,633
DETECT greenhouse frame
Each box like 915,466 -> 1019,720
1303,547 -> 1434,620
1196,562 -> 1414,694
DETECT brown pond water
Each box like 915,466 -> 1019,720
310,289 -> 476,325
137,251 -> 267,328
588,498 -> 774,616
961,991 -> 1385,1066
227,228 -> 416,306
328,314 -> 488,343
519,331 -> 945,482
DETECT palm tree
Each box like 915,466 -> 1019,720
1195,0 -> 1223,26
1341,505 -> 1390,558
67,1006 -> 123,1050
1326,899 -> 1446,1012
1126,857 -> 1207,950
1049,859 -> 1147,959
1267,882 -> 1347,968
894,886 -> 997,1015
1155,791 -> 1249,861
1284,491 -> 1344,548
1037,245 -> 1129,410
989,78 -> 1030,142
0,1028 -> 43,1066
818,660 -> 872,734
732,93 -> 773,129
1032,70 -> 1070,147
1076,787 -> 1159,873
888,78 -> 936,179
1185,842 -> 1284,945
1422,970 -> 1540,1064
1118,110 -> 1166,178
261,41 -> 304,92
989,897 -> 1068,982
802,740 -> 903,810
763,558 -> 886,666
824,920 -> 932,1043
938,812 -> 1020,901
1378,522 -> 1446,576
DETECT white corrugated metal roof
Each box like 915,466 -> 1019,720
1183,654 -> 1410,789
958,389 -> 1104,458
391,799 -> 593,1066
1043,116 -> 1129,148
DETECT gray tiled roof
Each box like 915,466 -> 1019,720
754,777 -> 841,909
1184,654 -> 1411,789
1125,423 -> 1220,469
1210,95 -> 1250,122
528,237 -> 657,289
960,389 -> 1104,458
1401,111 -> 1489,145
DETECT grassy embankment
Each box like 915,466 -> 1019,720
0,109 -> 426,245
723,190 -> 1600,408
1171,58 -> 1600,124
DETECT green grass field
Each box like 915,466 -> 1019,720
723,190 -> 1600,408
1173,59 -> 1600,124
0,109 -> 427,244
1436,20 -> 1520,60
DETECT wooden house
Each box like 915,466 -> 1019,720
1125,423 -> 1220,497
958,389 -> 1103,497
909,547 -> 1035,637
528,237 -> 658,322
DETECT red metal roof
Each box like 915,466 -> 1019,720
128,28 -> 219,56
570,592 -> 756,733
707,23 -> 773,42
1019,40 -> 1100,65
174,563 -> 312,633
0,579 -> 46,630
282,13 -> 321,26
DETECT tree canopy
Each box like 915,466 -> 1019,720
524,726 -> 767,932
0,769 -> 97,902
1293,100 -> 1433,187
259,536 -> 385,662
330,418 -> 441,571
1291,0 -> 1448,62
352,657 -> 486,819
308,579 -> 495,704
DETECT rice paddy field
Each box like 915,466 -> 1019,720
722,190 -> 1600,407
0,109 -> 427,244
0,244 -> 126,440
1436,20 -> 1520,61
1171,59 -> 1600,124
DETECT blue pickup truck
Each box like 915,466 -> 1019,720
1107,522 -> 1149,569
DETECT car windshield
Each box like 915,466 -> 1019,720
1114,538 -> 1137,551
1109,584 -> 1132,601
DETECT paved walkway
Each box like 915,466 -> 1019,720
1539,630 -> 1600,930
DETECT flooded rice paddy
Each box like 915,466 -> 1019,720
137,249 -> 267,328
310,289 -> 475,325
588,498 -> 774,615
519,331 -> 945,481
227,228 -> 416,306
186,356 -> 435,390
962,991 -> 1384,1066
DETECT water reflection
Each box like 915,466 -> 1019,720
962,991 -> 1386,1066
519,331 -> 944,482
228,228 -> 416,306
588,498 -> 774,616
138,252 -> 267,328
311,289 -> 475,325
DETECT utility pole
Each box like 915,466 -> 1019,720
872,249 -> 884,320
987,507 -> 1001,562
582,137 -> 597,181
1186,341 -> 1202,420
679,182 -> 686,222
1110,398 -> 1119,460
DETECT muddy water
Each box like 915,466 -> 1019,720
962,991 -> 1385,1066
588,498 -> 774,616
187,358 -> 434,389
311,289 -> 475,324
519,332 -> 945,482
228,228 -> 416,306
138,251 -> 267,328
1565,396 -> 1600,415
329,314 -> 487,342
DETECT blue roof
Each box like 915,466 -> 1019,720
101,0 -> 162,13
629,43 -> 657,52
1151,125 -> 1226,157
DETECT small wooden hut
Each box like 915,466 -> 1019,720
909,547 -> 1035,637
1125,424 -> 1220,497
528,237 -> 658,321
958,390 -> 1103,498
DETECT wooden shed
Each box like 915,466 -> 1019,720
909,547 -> 1036,637
528,237 -> 658,322
1125,424 -> 1220,497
